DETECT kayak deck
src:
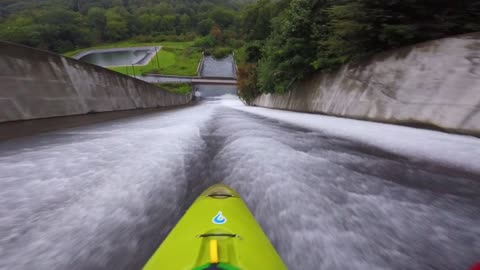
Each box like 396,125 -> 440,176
143,184 -> 287,270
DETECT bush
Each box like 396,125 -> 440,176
193,35 -> 216,50
228,39 -> 245,49
237,63 -> 261,103
211,47 -> 231,59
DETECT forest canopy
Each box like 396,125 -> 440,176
237,0 -> 480,101
0,0 -> 247,52
1,0 -> 479,100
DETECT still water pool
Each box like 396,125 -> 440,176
77,48 -> 156,67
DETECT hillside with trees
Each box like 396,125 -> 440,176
238,0 -> 480,102
0,0 -> 247,52
1,0 -> 479,102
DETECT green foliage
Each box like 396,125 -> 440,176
194,23 -> 243,60
211,47 -> 232,59
179,14 -> 191,33
87,7 -> 106,42
198,19 -> 215,35
241,0 -> 283,41
209,7 -> 236,28
194,35 -> 216,50
0,0 -> 244,53
237,63 -> 260,103
257,0 -> 318,94
0,8 -> 94,51
239,0 -> 480,96
105,7 -> 128,41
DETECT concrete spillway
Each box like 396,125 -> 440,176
1,96 -> 479,270
0,41 -> 191,123
252,33 -> 480,136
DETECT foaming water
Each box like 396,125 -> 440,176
0,103 -> 216,269
1,96 -> 479,270
205,105 -> 480,270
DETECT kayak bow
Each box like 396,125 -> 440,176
143,184 -> 287,270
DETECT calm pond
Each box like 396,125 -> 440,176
78,48 -> 156,67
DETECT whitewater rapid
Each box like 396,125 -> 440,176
1,96 -> 479,270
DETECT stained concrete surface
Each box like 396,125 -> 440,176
253,33 -> 480,136
0,42 -> 191,123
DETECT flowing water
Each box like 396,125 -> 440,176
1,96 -> 479,270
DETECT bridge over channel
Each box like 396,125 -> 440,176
139,74 -> 237,85
138,54 -> 238,86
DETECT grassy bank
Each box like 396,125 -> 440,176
64,41 -> 201,76
111,47 -> 201,76
156,83 -> 193,95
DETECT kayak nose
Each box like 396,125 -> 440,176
143,183 -> 287,270
202,184 -> 239,199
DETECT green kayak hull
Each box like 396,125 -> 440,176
143,184 -> 287,270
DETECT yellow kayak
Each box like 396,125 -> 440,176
143,184 -> 287,270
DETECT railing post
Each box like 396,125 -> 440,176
154,46 -> 160,70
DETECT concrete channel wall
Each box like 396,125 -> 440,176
0,41 -> 192,123
252,33 -> 480,136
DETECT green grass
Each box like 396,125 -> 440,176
155,83 -> 193,95
64,40 -> 201,76
110,47 -> 201,76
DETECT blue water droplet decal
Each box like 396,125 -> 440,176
212,211 -> 227,225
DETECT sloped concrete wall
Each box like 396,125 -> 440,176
0,41 -> 192,123
252,33 -> 480,136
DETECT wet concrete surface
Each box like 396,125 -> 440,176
201,56 -> 235,78
0,98 -> 479,270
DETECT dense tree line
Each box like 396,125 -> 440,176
238,0 -> 480,101
0,0 -> 246,52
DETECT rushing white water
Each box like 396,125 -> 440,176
1,95 -> 479,270
0,103 -> 216,269
222,96 -> 480,174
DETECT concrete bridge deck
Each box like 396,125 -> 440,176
139,74 -> 237,85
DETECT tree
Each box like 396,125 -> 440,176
138,13 -> 155,33
237,63 -> 260,104
105,7 -> 128,40
152,2 -> 174,16
0,14 -> 41,47
209,7 -> 235,28
160,15 -> 176,32
198,18 -> 214,35
242,0 -> 275,41
244,41 -> 263,63
87,7 -> 106,42
209,25 -> 222,41
35,8 -> 93,51
179,14 -> 191,33
257,0 -> 319,93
